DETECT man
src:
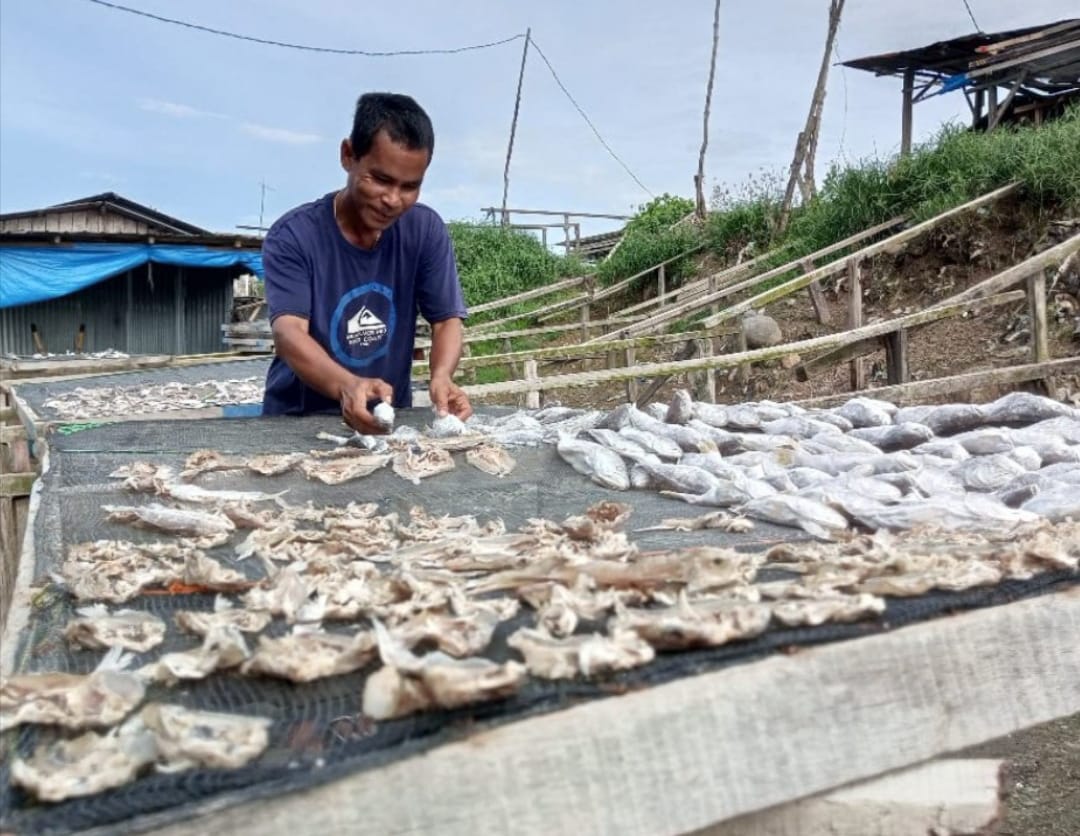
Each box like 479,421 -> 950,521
261,92 -> 472,433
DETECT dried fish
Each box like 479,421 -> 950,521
911,439 -> 971,462
0,648 -> 145,732
373,401 -> 396,430
242,627 -> 376,682
982,391 -> 1077,425
852,495 -> 1038,533
618,426 -> 683,461
762,416 -> 842,439
692,401 -> 729,428
507,627 -> 654,679
104,503 -> 236,542
661,473 -> 776,508
137,625 -> 251,685
922,403 -> 988,435
635,510 -> 755,533
465,442 -> 517,477
1021,489 -> 1080,522
175,596 -> 273,637
951,428 -> 1016,456
393,445 -> 456,484
630,461 -> 717,495
180,449 -> 243,481
300,452 -> 392,484
140,703 -> 271,770
430,413 -> 468,437
64,605 -> 166,653
10,722 -> 158,802
848,423 -> 934,451
770,593 -> 886,627
246,452 -> 306,475
859,559 -> 1002,596
160,482 -> 288,506
362,622 -> 526,720
41,377 -> 262,421
556,434 -> 630,490
585,428 -> 661,464
612,593 -> 771,650
1007,446 -> 1043,471
396,610 -> 499,657
740,494 -> 849,540
60,540 -> 188,603
954,455 -> 1027,491
627,406 -> 717,453
833,397 -> 896,428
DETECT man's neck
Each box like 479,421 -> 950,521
335,191 -> 381,250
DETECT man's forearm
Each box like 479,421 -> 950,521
429,318 -> 463,381
273,319 -> 356,401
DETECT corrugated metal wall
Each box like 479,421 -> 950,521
0,264 -> 236,356
0,209 -> 148,235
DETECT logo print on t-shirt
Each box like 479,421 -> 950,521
346,306 -> 388,347
329,282 -> 396,370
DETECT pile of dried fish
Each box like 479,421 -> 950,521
549,391 -> 1080,538
41,377 -> 263,421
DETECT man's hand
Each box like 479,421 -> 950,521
430,374 -> 472,421
340,377 -> 394,434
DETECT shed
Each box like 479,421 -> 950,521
842,19 -> 1080,154
0,193 -> 263,356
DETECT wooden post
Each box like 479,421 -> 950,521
847,259 -> 866,389
624,347 -> 638,402
463,343 -> 477,384
657,264 -> 667,307
523,360 -> 540,409
987,84 -> 998,130
580,300 -> 591,341
884,328 -> 910,385
736,329 -> 750,384
972,88 -> 985,128
695,0 -> 722,219
563,214 -> 571,256
701,339 -> 717,403
500,28 -> 531,221
901,68 -> 915,156
174,266 -> 186,356
1027,270 -> 1049,363
503,337 -> 518,379
711,335 -> 723,401
803,258 -> 831,324
125,269 -> 134,353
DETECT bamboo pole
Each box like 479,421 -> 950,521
695,0 -> 722,219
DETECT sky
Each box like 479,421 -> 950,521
0,0 -> 1075,240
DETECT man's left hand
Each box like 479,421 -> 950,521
430,375 -> 473,421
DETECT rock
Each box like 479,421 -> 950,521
742,314 -> 783,349
780,353 -> 801,370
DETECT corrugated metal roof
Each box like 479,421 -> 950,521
843,18 -> 1080,92
0,192 -> 210,236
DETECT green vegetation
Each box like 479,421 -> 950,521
596,194 -> 700,290
706,107 -> 1080,274
448,222 -> 584,314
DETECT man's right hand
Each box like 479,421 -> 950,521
339,377 -> 394,434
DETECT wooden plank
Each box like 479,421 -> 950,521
797,289 -> 1026,381
0,406 -> 15,422
885,327 -> 910,385
701,759 -> 1004,836
0,473 -> 36,497
413,326 -> 739,376
135,589 -> 1080,836
700,184 -> 1020,330
941,232 -> 1080,306
624,347 -> 638,402
466,274 -> 587,315
849,258 -> 865,392
523,360 -> 540,409
0,354 -> 175,380
793,357 -> 1080,407
463,292 -> 1030,398
416,317 -> 652,349
0,495 -> 14,633
803,259 -> 831,325
1027,270 -> 1050,363
602,216 -> 907,343
589,245 -> 707,305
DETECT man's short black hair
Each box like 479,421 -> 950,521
350,93 -> 435,160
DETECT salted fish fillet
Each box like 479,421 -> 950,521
465,442 -> 517,477
507,627 -> 654,679
241,629 -> 377,682
140,703 -> 271,770
64,605 -> 167,653
392,446 -> 456,484
103,503 -> 236,539
0,651 -> 145,733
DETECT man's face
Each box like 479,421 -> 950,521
341,129 -> 430,233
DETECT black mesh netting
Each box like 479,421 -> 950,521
2,412 -> 1076,835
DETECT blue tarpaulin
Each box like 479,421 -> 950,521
0,243 -> 264,308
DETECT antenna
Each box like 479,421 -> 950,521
259,180 -> 276,229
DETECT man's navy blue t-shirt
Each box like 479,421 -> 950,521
261,193 -> 467,415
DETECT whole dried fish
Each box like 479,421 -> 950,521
1021,489 -> 1080,522
618,426 -> 683,461
140,703 -> 271,770
982,391 -> 1076,425
630,461 -> 717,495
954,455 -> 1027,491
922,403 -> 987,435
64,605 -> 166,653
507,627 -> 654,679
241,628 -> 376,682
848,423 -> 934,451
691,401 -> 730,428
740,494 -> 849,540
951,428 -> 1016,456
762,416 -> 842,439
833,397 -> 896,428
585,428 -> 661,464
160,482 -> 288,506
556,434 -> 630,490
180,450 -> 243,481
362,622 -> 526,720
465,442 -> 517,477
627,406 -> 717,453
104,503 -> 236,541
634,510 -> 755,533
852,494 -> 1038,533
393,445 -> 456,484
0,648 -> 145,732
246,452 -> 307,475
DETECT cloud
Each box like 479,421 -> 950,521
138,98 -> 224,119
241,123 -> 322,145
